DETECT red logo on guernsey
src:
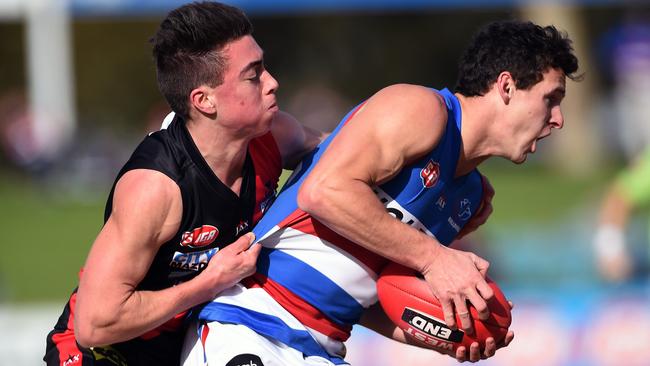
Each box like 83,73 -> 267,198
180,225 -> 219,248
421,160 -> 440,188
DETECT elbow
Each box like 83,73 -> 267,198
74,313 -> 114,348
297,179 -> 328,216
75,322 -> 98,348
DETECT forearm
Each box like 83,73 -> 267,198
298,177 -> 440,273
75,273 -> 216,347
75,231 -> 258,347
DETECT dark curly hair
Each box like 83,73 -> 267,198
151,1 -> 253,119
455,20 -> 580,96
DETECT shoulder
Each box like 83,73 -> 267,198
113,169 -> 181,219
371,84 -> 447,115
109,169 -> 182,244
363,84 -> 448,132
125,128 -> 186,181
351,84 -> 448,152
269,111 -> 310,149
270,111 -> 326,170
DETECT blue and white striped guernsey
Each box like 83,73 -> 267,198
198,88 -> 484,364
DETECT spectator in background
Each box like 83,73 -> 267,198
593,12 -> 650,283
0,89 -> 50,174
593,146 -> 650,282
597,14 -> 650,159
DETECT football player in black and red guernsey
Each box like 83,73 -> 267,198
44,2 -> 325,365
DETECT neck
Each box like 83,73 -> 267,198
454,93 -> 497,176
186,117 -> 250,191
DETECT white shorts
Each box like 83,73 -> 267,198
181,320 -> 337,366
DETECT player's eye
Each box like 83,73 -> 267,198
247,67 -> 263,82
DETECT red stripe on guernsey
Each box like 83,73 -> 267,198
243,275 -> 352,341
51,292 -> 85,366
279,210 -> 388,273
249,132 -> 282,224
140,310 -> 188,340
341,101 -> 367,127
277,207 -> 312,228
200,323 -> 210,349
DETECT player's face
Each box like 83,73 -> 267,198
212,35 -> 279,137
505,68 -> 566,164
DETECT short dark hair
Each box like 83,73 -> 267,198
455,20 -> 580,96
151,1 -> 253,119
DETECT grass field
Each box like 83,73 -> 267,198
0,161 -> 614,303
0,173 -> 105,302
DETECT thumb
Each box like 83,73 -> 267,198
232,232 -> 256,250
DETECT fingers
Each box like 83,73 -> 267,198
455,343 -> 481,363
472,254 -> 491,278
469,342 -> 481,362
440,298 -> 458,330
476,280 -> 494,302
243,232 -> 256,246
455,346 -> 467,363
465,291 -> 489,321
453,298 -> 474,334
482,337 -> 496,359
226,232 -> 256,252
247,242 -> 262,256
504,330 -> 515,346
229,232 -> 255,251
244,243 -> 262,266
455,332 -> 513,363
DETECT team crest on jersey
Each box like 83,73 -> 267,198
421,160 -> 440,188
180,225 -> 219,248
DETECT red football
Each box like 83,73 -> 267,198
376,262 -> 511,355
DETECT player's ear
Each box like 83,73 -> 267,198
190,86 -> 217,115
496,71 -> 514,105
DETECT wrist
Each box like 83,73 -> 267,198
418,240 -> 445,275
187,270 -> 220,305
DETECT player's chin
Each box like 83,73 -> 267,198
262,111 -> 276,127
250,119 -> 273,138
511,153 -> 528,165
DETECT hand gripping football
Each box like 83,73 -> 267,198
376,262 -> 511,355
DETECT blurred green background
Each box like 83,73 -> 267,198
0,160 -> 615,303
